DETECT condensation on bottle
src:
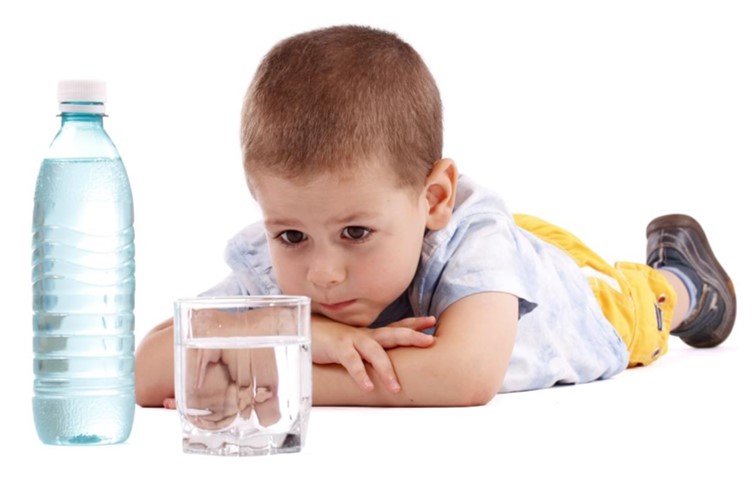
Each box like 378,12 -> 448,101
32,80 -> 135,445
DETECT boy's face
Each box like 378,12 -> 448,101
252,161 -> 430,327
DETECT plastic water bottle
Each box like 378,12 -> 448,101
32,80 -> 135,445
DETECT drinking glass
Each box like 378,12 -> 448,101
174,296 -> 311,456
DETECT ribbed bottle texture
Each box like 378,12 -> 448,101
32,81 -> 135,445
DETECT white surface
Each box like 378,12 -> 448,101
7,338 -> 753,502
2,1 -> 753,501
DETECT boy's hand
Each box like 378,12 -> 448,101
311,315 -> 436,393
219,346 -> 281,426
184,356 -> 240,430
181,346 -> 281,429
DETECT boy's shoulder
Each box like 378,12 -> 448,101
421,174 -> 515,253
454,175 -> 511,214
413,175 -> 537,319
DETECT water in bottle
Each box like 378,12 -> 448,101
32,80 -> 135,445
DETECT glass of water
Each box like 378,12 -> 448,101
174,296 -> 311,456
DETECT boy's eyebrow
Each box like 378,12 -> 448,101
265,211 -> 382,228
264,217 -> 303,227
328,211 -> 382,225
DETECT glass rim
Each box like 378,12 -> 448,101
174,295 -> 310,309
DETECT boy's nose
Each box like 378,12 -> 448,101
306,252 -> 346,289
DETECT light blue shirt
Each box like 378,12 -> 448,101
202,176 -> 629,392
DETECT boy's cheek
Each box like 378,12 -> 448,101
270,262 -> 304,294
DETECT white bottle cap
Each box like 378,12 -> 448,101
58,80 -> 107,114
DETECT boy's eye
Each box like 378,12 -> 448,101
279,230 -> 306,245
341,226 -> 371,241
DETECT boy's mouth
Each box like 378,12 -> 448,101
319,299 -> 357,312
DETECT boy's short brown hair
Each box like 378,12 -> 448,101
241,25 -> 443,189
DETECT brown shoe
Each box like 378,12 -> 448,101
646,214 -> 736,348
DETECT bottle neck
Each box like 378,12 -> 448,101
48,110 -> 119,160
60,112 -> 105,127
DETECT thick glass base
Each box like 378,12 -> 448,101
182,422 -> 304,456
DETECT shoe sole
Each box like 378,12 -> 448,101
646,214 -> 737,348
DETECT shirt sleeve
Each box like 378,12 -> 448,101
410,192 -> 539,320
200,222 -> 281,297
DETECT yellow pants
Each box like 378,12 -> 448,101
514,214 -> 677,367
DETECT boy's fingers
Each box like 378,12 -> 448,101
223,347 -> 253,387
354,339 -> 401,393
251,347 -> 279,394
195,413 -> 235,431
386,316 -> 436,331
238,386 -> 254,420
251,348 -> 281,425
371,327 -> 435,349
185,361 -> 240,430
338,348 -> 375,391
254,391 -> 282,427
195,349 -> 206,389
195,348 -> 221,389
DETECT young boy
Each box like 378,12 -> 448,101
135,25 -> 736,410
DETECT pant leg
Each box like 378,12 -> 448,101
514,214 -> 677,367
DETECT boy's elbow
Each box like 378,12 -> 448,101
135,386 -> 156,408
134,319 -> 175,408
135,360 -> 170,408
456,376 -> 501,407
471,384 -> 501,406
135,378 -> 166,408
444,363 -> 505,407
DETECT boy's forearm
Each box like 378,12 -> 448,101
314,293 -> 516,407
136,332 -> 505,408
314,347 -> 484,407
134,314 -> 438,409
134,293 -> 515,408
314,342 -> 500,407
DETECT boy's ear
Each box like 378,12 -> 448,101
424,158 -> 458,231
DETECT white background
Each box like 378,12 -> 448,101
1,1 -> 753,501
